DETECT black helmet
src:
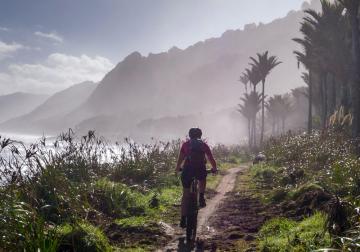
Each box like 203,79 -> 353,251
189,128 -> 202,139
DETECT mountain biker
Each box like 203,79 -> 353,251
175,128 -> 217,228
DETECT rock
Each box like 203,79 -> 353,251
244,234 -> 256,241
227,232 -> 243,240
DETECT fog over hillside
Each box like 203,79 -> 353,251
0,92 -> 49,123
0,0 -> 321,143
1,81 -> 96,133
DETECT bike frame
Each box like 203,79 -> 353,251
186,176 -> 199,242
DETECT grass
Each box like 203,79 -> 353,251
0,130 -> 247,251
58,222 -> 112,252
258,212 -> 331,252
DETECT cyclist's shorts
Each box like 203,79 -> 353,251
181,165 -> 207,188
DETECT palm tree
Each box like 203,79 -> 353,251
267,95 -> 292,134
338,0 -> 360,138
238,91 -> 262,148
293,0 -> 346,132
266,97 -> 280,135
239,73 -> 249,94
277,95 -> 292,132
302,72 -> 313,133
250,51 -> 281,145
244,67 -> 261,92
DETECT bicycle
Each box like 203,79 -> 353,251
182,169 -> 214,243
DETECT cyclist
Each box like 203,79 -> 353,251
175,128 -> 217,228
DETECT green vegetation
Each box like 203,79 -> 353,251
248,129 -> 360,251
259,213 -> 330,252
58,222 -> 112,252
0,131 -> 243,251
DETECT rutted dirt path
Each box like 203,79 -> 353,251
159,166 -> 244,251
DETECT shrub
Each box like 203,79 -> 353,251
251,164 -> 279,186
212,144 -> 250,163
58,222 -> 112,252
109,139 -> 179,187
91,179 -> 147,218
0,192 -> 59,252
259,213 -> 330,251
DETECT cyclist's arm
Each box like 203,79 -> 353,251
204,144 -> 217,170
176,146 -> 186,172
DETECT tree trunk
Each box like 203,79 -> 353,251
252,116 -> 257,148
260,79 -> 265,145
350,12 -> 360,138
320,73 -> 328,128
248,118 -> 251,148
324,73 -> 328,127
341,80 -> 350,113
308,69 -> 313,134
330,74 -> 337,115
282,118 -> 285,133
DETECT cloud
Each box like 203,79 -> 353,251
0,27 -> 9,31
0,41 -> 24,60
0,53 -> 114,94
34,31 -> 63,43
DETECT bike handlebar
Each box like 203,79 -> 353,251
178,168 -> 217,174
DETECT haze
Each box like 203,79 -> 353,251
0,0 -> 316,143
0,0 -> 306,94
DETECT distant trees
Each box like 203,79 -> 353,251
239,73 -> 249,94
238,91 -> 261,148
237,0 -> 360,147
244,67 -> 261,92
266,95 -> 292,135
238,52 -> 280,148
250,51 -> 281,144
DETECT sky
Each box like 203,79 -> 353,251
0,0 -> 307,95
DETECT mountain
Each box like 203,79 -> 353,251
3,0 -> 321,142
0,81 -> 97,134
70,5 -> 310,138
0,92 -> 49,124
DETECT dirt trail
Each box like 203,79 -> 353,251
160,166 -> 244,251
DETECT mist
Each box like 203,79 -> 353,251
0,0 -> 323,144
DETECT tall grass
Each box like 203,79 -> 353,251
260,130 -> 360,250
0,130 -> 182,251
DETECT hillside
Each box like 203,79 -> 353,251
3,0 -> 321,141
69,3 -> 320,139
0,81 -> 97,134
0,92 -> 49,124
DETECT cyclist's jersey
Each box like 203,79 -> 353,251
180,139 -> 216,169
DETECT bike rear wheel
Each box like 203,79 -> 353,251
186,213 -> 198,242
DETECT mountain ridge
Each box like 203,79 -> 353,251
1,0 -> 322,142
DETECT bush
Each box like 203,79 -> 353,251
289,183 -> 324,200
212,144 -> 250,163
58,222 -> 112,252
90,179 -> 147,218
259,213 -> 330,251
251,164 -> 279,186
110,139 -> 179,187
263,130 -> 360,196
0,192 -> 59,251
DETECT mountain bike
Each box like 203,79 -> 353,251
184,169 -> 214,243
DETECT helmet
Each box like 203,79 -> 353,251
189,128 -> 202,139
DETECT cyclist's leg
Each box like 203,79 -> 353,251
180,168 -> 192,227
198,179 -> 206,194
197,167 -> 207,207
